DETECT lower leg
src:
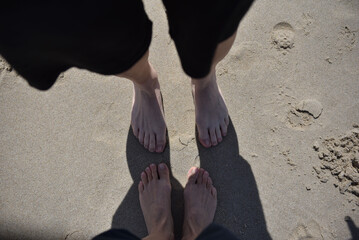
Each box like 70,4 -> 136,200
117,51 -> 155,87
116,51 -> 167,153
192,32 -> 237,147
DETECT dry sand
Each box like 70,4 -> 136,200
1,0 -> 359,239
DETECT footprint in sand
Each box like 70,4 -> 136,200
289,220 -> 324,240
272,22 -> 295,51
326,26 -> 358,65
286,99 -> 323,129
228,41 -> 263,72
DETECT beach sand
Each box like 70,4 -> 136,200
1,0 -> 358,239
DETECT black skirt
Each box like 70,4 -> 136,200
0,0 -> 253,90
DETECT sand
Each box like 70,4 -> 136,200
313,127 -> 359,199
1,0 -> 358,239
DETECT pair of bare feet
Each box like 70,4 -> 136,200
131,65 -> 229,152
139,163 -> 217,240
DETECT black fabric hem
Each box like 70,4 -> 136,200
165,0 -> 254,79
217,0 -> 254,43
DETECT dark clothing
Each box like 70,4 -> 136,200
93,223 -> 239,240
162,0 -> 253,79
0,0 -> 253,90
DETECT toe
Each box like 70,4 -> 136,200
202,171 -> 209,185
220,121 -> 227,137
138,130 -> 145,144
145,167 -> 152,182
207,177 -> 213,190
144,132 -> 150,149
211,186 -> 217,198
138,181 -> 144,193
215,127 -> 222,143
224,116 -> 229,126
141,172 -> 148,185
197,168 -> 204,184
150,164 -> 158,179
156,133 -> 166,153
198,127 -> 211,148
187,167 -> 199,184
149,134 -> 156,152
209,128 -> 217,146
158,163 -> 170,181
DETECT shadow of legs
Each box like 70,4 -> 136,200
197,117 -> 272,240
112,117 -> 272,240
112,128 -> 184,239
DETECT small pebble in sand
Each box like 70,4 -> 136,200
59,72 -> 65,79
313,166 -> 322,175
313,141 -> 320,151
320,178 -> 328,183
325,57 -> 333,64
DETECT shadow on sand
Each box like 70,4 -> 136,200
112,118 -> 271,239
112,130 -> 185,239
345,216 -> 359,240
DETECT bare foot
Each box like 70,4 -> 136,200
131,65 -> 166,152
182,167 -> 217,240
139,163 -> 174,240
192,71 -> 229,148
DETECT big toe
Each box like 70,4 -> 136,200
158,163 -> 170,182
187,167 -> 199,184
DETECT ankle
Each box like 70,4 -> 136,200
191,70 -> 216,90
119,59 -> 158,89
133,68 -> 159,95
134,76 -> 158,93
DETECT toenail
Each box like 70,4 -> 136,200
159,163 -> 165,169
204,140 -> 210,146
191,168 -> 198,174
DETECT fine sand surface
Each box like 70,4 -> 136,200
1,0 -> 358,239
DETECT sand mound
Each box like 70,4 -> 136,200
313,126 -> 359,199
